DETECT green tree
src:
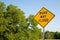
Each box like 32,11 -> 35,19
27,14 -> 42,40
0,2 -> 42,40
0,2 -> 7,40
54,32 -> 60,39
0,2 -> 6,12
45,31 -> 54,39
5,4 -> 27,40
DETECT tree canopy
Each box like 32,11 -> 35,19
0,2 -> 42,40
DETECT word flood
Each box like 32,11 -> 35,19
39,19 -> 48,22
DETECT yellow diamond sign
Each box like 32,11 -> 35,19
34,7 -> 55,28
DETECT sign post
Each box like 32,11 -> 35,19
43,28 -> 45,40
34,7 -> 55,40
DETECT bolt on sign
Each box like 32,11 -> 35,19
34,7 -> 55,28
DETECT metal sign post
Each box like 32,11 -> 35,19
43,28 -> 45,40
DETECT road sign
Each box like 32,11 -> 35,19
34,7 -> 55,28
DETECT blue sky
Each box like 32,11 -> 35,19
0,0 -> 60,32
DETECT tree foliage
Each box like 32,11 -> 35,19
45,31 -> 54,39
54,32 -> 60,39
0,2 -> 42,40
